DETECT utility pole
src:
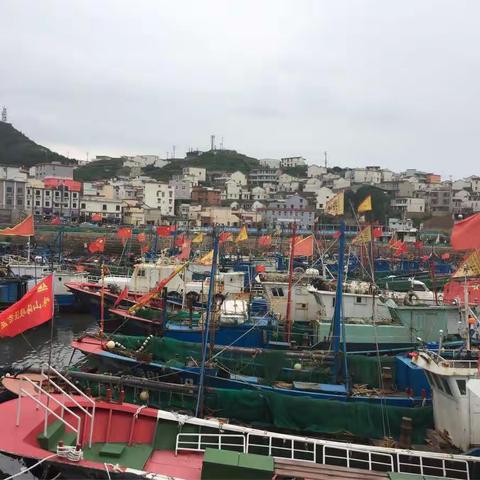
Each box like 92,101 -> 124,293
324,151 -> 328,168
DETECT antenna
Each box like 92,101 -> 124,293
1,107 -> 7,123
172,145 -> 176,159
210,135 -> 215,151
324,151 -> 328,168
220,136 -> 224,150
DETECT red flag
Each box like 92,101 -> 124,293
88,237 -> 106,253
451,214 -> 480,251
51,216 -> 61,225
219,231 -> 233,243
141,242 -> 150,254
393,241 -> 408,257
414,240 -> 424,249
117,227 -> 132,242
373,227 -> 382,239
293,235 -> 314,257
91,213 -> 102,222
177,239 -> 191,260
0,274 -> 53,337
156,225 -> 174,237
0,215 -> 34,237
113,286 -> 129,308
332,230 -> 341,239
421,255 -> 430,261
137,232 -> 146,243
258,235 -> 272,247
441,252 -> 450,260
175,233 -> 186,247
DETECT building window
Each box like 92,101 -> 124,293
116,205 -> 120,211
102,204 -> 107,211
35,201 -> 40,206
6,187 -> 12,193
45,201 -> 50,207
81,203 -> 86,209
72,203 -> 77,208
45,191 -> 51,196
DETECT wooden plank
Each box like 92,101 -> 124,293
274,458 -> 388,479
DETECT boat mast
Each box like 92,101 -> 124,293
285,222 -> 297,344
195,227 -> 220,418
332,220 -> 346,383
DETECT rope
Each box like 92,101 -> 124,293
57,445 -> 83,462
3,454 -> 57,480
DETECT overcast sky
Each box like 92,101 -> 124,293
1,0 -> 479,178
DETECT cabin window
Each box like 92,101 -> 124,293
456,379 -> 466,395
355,296 -> 363,304
440,376 -> 453,396
332,298 -> 335,307
137,269 -> 146,277
412,284 -> 425,292
429,372 -> 442,391
296,303 -> 307,310
272,287 -> 284,297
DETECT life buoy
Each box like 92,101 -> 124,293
404,291 -> 420,306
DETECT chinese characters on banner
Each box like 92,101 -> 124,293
0,274 -> 54,337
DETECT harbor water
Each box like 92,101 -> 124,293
0,313 -> 97,479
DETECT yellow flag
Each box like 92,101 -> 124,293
235,225 -> 248,243
453,250 -> 480,278
198,250 -> 213,265
358,195 -> 372,213
192,233 -> 204,244
352,226 -> 372,245
325,192 -> 344,216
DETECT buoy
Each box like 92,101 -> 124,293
294,363 -> 302,371
106,340 -> 116,350
139,390 -> 149,401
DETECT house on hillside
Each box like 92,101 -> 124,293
316,187 -> 334,211
307,165 -> 327,178
303,177 -> 322,193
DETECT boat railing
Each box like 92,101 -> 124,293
424,350 -> 479,370
40,364 -> 96,448
16,376 -> 82,447
175,430 -> 472,478
175,433 -> 246,454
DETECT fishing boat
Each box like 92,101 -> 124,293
107,298 -> 279,347
70,333 -> 430,407
1,256 -> 90,309
2,365 -> 477,479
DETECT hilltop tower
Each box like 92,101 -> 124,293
1,106 -> 7,123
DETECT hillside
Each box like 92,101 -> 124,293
74,157 -> 130,181
0,122 -> 74,167
143,150 -> 260,181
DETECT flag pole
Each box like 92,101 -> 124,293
285,222 -> 296,344
100,263 -> 105,335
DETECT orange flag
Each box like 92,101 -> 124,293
0,215 -> 34,237
137,232 -> 146,243
88,237 -> 106,253
0,274 -> 53,337
451,213 -> 480,251
293,235 -> 314,257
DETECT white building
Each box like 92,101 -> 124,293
229,171 -> 247,186
307,165 -> 327,178
143,182 -> 175,216
345,167 -> 382,185
169,178 -> 194,201
35,162 -> 75,180
316,187 -> 334,211
332,177 -> 351,191
390,197 -> 425,216
280,156 -> 306,168
303,177 -> 322,193
182,167 -> 206,183
222,180 -> 242,200
251,186 -> 267,201
259,158 -> 281,169
80,196 -> 123,222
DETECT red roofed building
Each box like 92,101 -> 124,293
26,177 -> 82,221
